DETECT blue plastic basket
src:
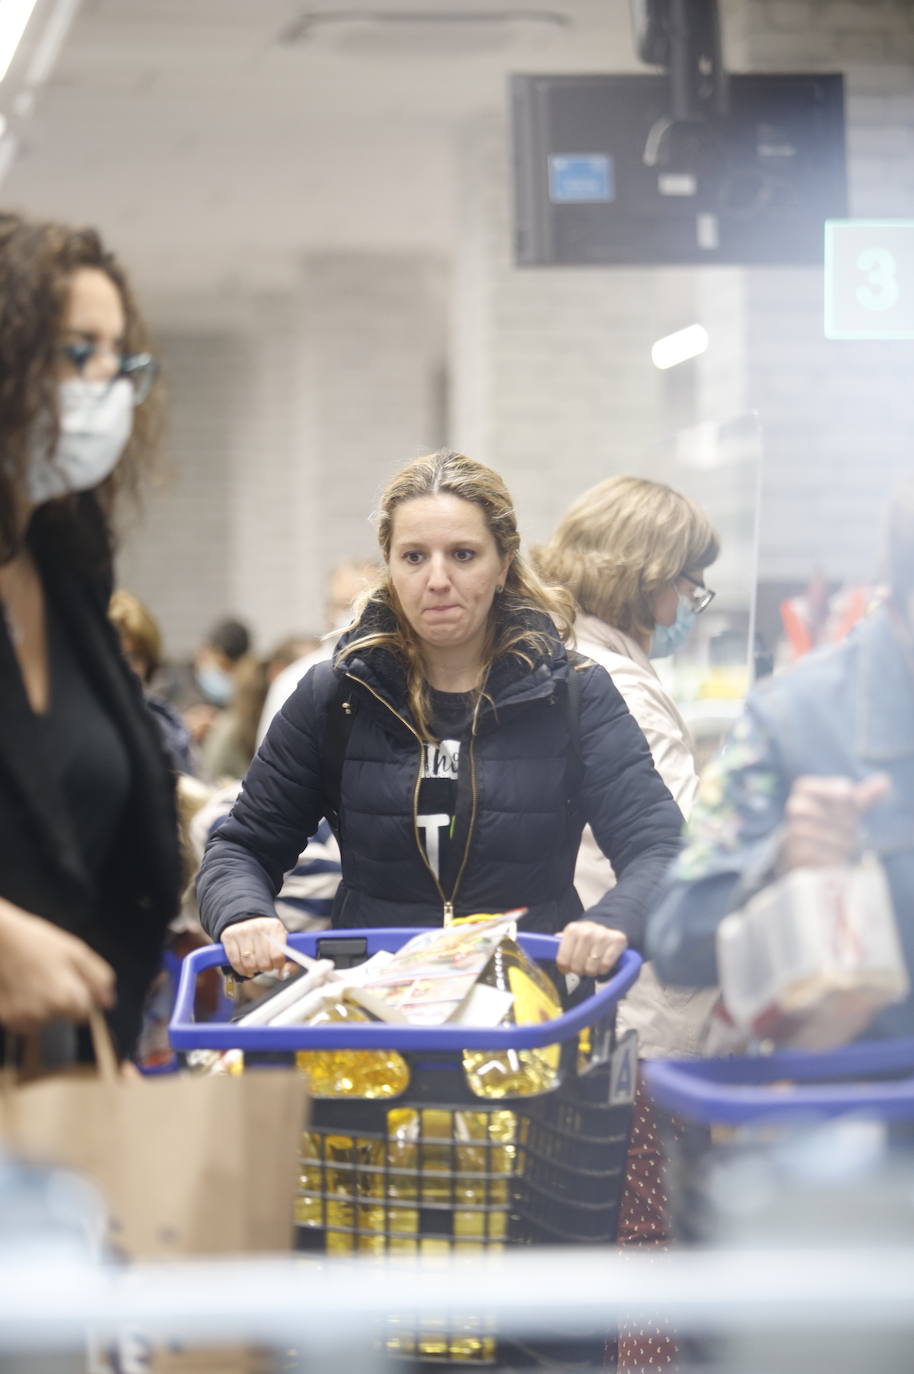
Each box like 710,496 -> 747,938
645,1036 -> 914,1127
171,929 -> 642,1053
170,929 -> 643,1367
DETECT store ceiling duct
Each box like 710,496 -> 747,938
279,9 -> 571,58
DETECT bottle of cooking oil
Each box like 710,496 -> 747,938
294,996 -> 409,1098
294,996 -> 409,1254
462,938 -> 563,1099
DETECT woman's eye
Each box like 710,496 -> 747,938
403,551 -> 424,565
453,549 -> 475,562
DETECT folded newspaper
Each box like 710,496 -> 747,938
235,913 -> 524,1030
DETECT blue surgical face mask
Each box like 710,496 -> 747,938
196,664 -> 234,707
27,378 -> 134,506
649,595 -> 696,659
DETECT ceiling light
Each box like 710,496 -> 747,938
23,0 -> 80,89
280,10 -> 571,58
651,324 -> 709,369
0,0 -> 40,85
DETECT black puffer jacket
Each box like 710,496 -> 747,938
197,605 -> 682,949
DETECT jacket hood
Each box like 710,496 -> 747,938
333,592 -> 570,722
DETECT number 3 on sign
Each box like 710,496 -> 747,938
856,247 -> 899,312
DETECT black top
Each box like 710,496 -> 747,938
45,600 -> 131,876
417,688 -> 474,882
0,497 -> 182,1057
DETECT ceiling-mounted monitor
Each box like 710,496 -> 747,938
511,72 -> 847,267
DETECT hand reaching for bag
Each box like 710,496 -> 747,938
221,916 -> 288,979
556,919 -> 627,978
0,899 -> 115,1032
780,773 -> 891,873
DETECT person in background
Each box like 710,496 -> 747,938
200,632 -> 322,783
196,449 -> 682,982
537,475 -> 720,1373
194,615 -> 250,706
264,633 -> 320,689
108,588 -> 196,774
199,652 -> 268,782
649,479 -> 914,1041
182,615 -> 251,749
0,211 -> 181,1052
536,475 -> 721,1054
256,558 -> 378,745
188,784 -> 340,932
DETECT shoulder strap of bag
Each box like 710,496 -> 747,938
566,661 -> 583,771
320,678 -> 357,838
565,661 -> 586,822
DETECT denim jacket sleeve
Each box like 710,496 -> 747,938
646,704 -> 790,986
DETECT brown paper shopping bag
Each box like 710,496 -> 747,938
0,1012 -> 309,1371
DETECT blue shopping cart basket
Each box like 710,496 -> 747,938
171,930 -> 642,1366
645,1035 -> 914,1127
645,1037 -> 914,1250
644,1038 -> 914,1373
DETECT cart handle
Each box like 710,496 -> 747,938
170,930 -> 641,1052
645,1037 -> 914,1125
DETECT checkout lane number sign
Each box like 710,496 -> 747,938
825,219 -> 914,340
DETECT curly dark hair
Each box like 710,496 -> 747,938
0,210 -> 163,568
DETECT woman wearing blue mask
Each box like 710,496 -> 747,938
537,477 -> 719,820
536,474 -> 719,1373
0,212 -> 181,1057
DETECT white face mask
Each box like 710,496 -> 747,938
26,378 -> 134,507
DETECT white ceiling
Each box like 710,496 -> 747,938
2,0 -> 644,300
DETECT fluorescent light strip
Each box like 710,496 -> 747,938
651,324 -> 709,370
0,0 -> 41,85
25,0 -> 79,88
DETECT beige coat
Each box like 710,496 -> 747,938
574,613 -> 717,1057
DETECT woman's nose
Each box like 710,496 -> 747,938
84,343 -> 120,384
427,554 -> 450,588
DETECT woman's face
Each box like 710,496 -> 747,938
388,493 -> 511,665
58,267 -> 126,386
650,568 -> 706,627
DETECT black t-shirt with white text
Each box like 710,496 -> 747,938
416,688 -> 473,882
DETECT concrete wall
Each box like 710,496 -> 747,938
119,256 -> 448,656
117,0 -> 914,659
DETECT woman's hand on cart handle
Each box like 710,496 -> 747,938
222,916 -> 288,978
556,920 -> 627,978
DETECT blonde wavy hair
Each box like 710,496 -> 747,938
108,588 -> 162,682
338,449 -> 575,738
535,475 -> 720,642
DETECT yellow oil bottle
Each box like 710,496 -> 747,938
291,937 -> 563,1363
294,997 -> 408,1253
462,938 -> 563,1099
294,996 -> 409,1099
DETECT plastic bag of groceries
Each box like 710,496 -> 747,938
715,853 -> 910,1051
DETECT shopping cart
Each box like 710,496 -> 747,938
171,928 -> 642,1368
644,1039 -> 914,1373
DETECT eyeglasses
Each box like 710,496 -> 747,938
59,341 -> 159,405
680,572 -> 716,615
